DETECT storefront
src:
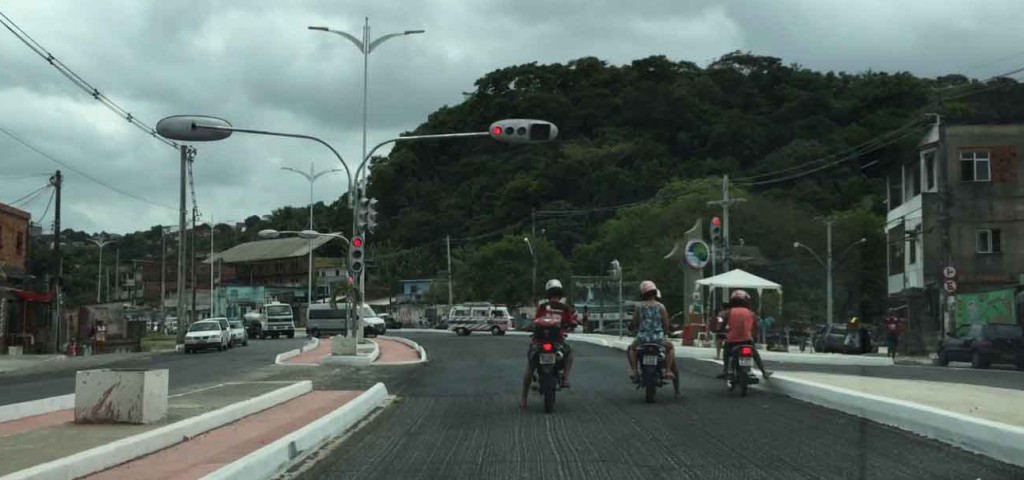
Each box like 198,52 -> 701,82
0,287 -> 54,354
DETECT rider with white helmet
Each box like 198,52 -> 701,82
716,290 -> 771,379
520,279 -> 578,409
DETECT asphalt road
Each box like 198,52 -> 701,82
293,333 -> 1024,480
0,337 -> 306,406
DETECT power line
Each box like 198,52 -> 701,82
6,184 -> 48,205
0,173 -> 50,179
37,188 -> 55,225
0,9 -> 177,149
0,126 -> 176,210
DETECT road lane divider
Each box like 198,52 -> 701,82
0,394 -> 75,424
274,337 -> 320,365
1,381 -> 312,480
200,383 -> 391,480
375,336 -> 428,365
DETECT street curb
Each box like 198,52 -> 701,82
274,338 -> 319,365
0,394 -> 75,424
375,336 -> 428,365
319,340 -> 380,366
199,383 -> 391,480
765,372 -> 1024,468
0,381 -> 313,480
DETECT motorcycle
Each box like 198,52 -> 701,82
531,341 -> 565,413
726,344 -> 760,397
633,342 -> 679,402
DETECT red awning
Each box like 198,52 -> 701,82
10,289 -> 54,303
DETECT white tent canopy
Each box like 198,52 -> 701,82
696,269 -> 781,291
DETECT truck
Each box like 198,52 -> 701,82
243,301 -> 295,339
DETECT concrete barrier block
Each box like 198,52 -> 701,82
332,336 -> 357,355
74,369 -> 169,424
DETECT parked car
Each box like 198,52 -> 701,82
360,304 -> 387,337
812,324 -> 876,354
937,323 -> 1023,369
229,320 -> 248,347
184,319 -> 230,353
382,313 -> 403,330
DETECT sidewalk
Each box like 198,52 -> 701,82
0,351 -> 163,376
775,370 -> 1024,428
284,337 -> 420,365
0,382 -> 288,477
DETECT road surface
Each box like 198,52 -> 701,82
291,333 -> 1023,480
0,337 -> 306,406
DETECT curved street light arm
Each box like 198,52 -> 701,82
368,30 -> 423,53
194,124 -> 353,200
794,243 -> 825,268
281,166 -> 313,181
837,238 -> 868,263
311,27 -> 365,52
311,168 -> 344,182
355,131 -> 488,187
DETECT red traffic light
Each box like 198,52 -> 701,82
491,125 -> 503,136
711,217 -> 721,227
352,237 -> 363,248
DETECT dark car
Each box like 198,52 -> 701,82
813,323 -> 876,354
937,323 -> 1023,369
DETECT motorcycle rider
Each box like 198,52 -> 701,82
520,279 -> 577,409
627,280 -> 676,382
716,290 -> 772,379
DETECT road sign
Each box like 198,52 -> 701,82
943,279 -> 958,293
943,266 -> 957,279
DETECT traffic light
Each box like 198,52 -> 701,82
349,236 -> 365,275
489,119 -> 559,143
710,217 -> 722,242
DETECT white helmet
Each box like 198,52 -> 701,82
545,279 -> 564,297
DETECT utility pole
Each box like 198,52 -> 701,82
114,246 -> 120,301
160,226 -> 166,321
707,175 -> 746,272
446,235 -> 453,309
49,170 -> 62,352
825,217 -> 835,326
531,209 -> 537,305
191,206 -> 198,321
175,146 -> 194,345
935,110 -> 951,337
209,217 -> 215,316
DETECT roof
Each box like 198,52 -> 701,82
0,202 -> 30,221
696,269 -> 782,291
207,236 -> 334,264
918,124 -> 939,147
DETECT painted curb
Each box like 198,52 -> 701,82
319,341 -> 379,366
274,338 -> 319,365
0,394 -> 75,424
199,383 -> 390,480
375,336 -> 428,365
764,372 -> 1024,468
301,337 -> 321,353
0,381 -> 313,480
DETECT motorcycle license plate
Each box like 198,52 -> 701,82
738,356 -> 754,367
642,355 -> 659,366
539,353 -> 557,365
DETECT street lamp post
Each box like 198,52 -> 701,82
282,163 -> 344,310
88,238 -> 116,304
523,238 -> 536,306
794,233 -> 866,326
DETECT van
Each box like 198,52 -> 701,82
448,303 -> 512,336
307,303 -> 388,338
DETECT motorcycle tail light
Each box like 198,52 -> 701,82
740,346 -> 754,357
542,343 -> 553,352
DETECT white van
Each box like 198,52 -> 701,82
307,302 -> 387,338
448,303 -> 512,336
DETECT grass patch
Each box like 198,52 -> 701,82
141,333 -> 177,352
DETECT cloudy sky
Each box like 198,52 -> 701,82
2,0 -> 1023,235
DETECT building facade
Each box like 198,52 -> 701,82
886,123 -> 1024,350
0,202 -> 30,280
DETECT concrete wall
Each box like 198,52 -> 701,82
0,203 -> 30,273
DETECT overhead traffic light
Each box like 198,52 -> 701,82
349,236 -> 365,275
488,119 -> 559,143
356,196 -> 379,233
710,217 -> 722,242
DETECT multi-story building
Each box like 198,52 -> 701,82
209,236 -> 335,301
0,202 -> 30,283
885,123 -> 1024,350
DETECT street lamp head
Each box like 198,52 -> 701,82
297,230 -> 321,240
156,115 -> 233,142
258,229 -> 280,239
308,26 -> 329,31
858,237 -> 868,244
404,29 -> 426,35
523,237 -> 529,243
793,242 -> 801,248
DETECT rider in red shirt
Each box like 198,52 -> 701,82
716,290 -> 771,379
520,279 -> 577,409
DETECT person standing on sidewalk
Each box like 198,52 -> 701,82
884,309 -> 902,360
93,320 -> 107,355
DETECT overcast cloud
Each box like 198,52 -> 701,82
2,0 -> 1023,235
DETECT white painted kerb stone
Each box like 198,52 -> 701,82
75,368 -> 169,424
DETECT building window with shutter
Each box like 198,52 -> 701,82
960,150 -> 991,182
923,150 -> 936,191
15,232 -> 23,256
908,238 -> 917,264
977,229 -> 1002,253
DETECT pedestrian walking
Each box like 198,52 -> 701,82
884,309 -> 902,360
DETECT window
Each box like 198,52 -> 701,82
923,151 -> 936,191
15,232 -> 23,256
907,238 -> 917,264
887,174 -> 902,210
0,226 -> 4,249
960,150 -> 991,182
888,241 -> 904,274
976,229 -> 1002,253
904,162 -> 921,198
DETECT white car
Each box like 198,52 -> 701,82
229,320 -> 248,347
184,319 -> 230,353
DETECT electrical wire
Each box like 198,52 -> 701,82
6,184 -> 48,205
0,9 -> 178,148
0,126 -> 176,210
37,187 -> 55,224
